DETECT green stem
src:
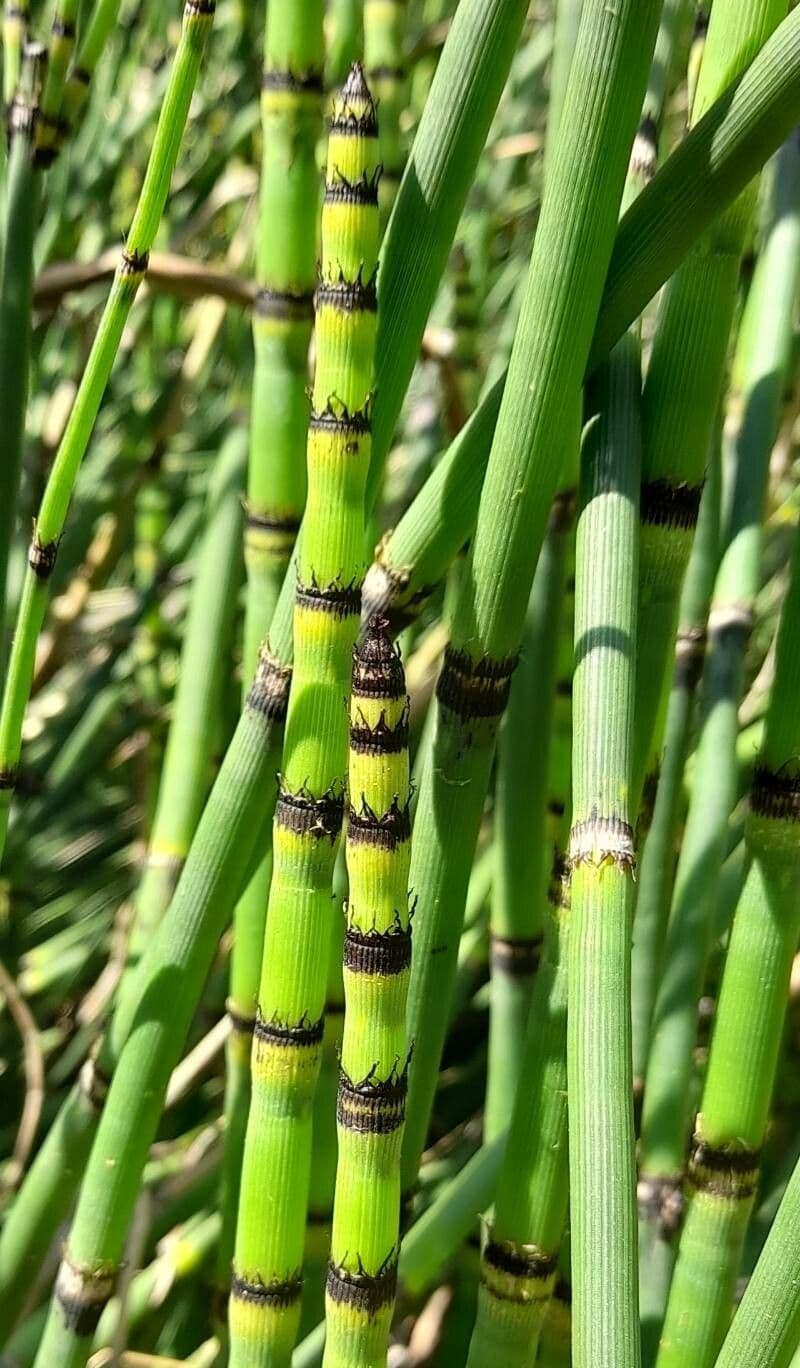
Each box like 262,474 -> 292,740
322,622 -> 412,1367
0,43 -> 43,654
401,0 -> 662,1203
218,0 -> 323,1303
230,67 -> 380,1368
568,334 -> 641,1368
124,429 -> 246,973
467,859 -> 570,1366
485,489 -> 573,1143
0,0 -> 216,870
656,132 -> 800,1368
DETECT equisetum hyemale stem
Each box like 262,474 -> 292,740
364,0 -> 407,225
218,0 -> 324,1297
466,855 -> 570,1367
0,39 -> 43,657
0,0 -> 216,871
323,620 -> 412,1367
400,0 -> 662,1205
568,337 -> 641,1368
229,65 -> 380,1368
656,155 -> 800,1368
62,0 -> 124,130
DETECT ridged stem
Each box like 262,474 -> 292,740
641,107 -> 800,1215
0,0 -> 217,872
717,1135 -> 800,1368
364,0 -> 406,225
629,0 -> 788,814
124,430 -> 246,973
466,862 -> 570,1366
484,488 -> 573,1143
366,8 -> 800,633
401,0 -> 661,1199
656,132 -> 800,1368
322,623 -> 412,1368
568,334 -> 641,1368
218,0 -> 324,1303
229,67 -> 380,1368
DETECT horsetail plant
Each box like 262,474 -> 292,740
0,0 -> 217,868
322,619 -> 412,1367
0,39 -> 44,651
229,65 -> 380,1368
364,0 -> 407,225
639,121 -> 800,1353
466,854 -> 570,1366
628,0 -> 787,809
219,0 -> 324,1295
124,428 -> 246,973
656,132 -> 800,1368
401,0 -> 662,1203
485,482 -> 574,1144
568,336 -> 641,1368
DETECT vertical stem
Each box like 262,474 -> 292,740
568,333 -> 641,1368
0,0 -> 216,869
323,622 -> 412,1368
230,67 -> 380,1368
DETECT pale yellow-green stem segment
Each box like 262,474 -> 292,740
230,66 -> 380,1368
323,622 -> 412,1367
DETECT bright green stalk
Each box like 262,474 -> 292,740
717,1141 -> 800,1368
401,0 -> 661,1199
124,429 -> 246,971
322,621 -> 412,1368
591,4 -> 800,369
364,0 -> 406,224
367,6 -> 800,633
656,141 -> 800,1368
28,634 -> 291,1368
467,860 -> 570,1366
229,67 -> 380,1368
547,0 -> 582,157
631,438 -> 722,1098
245,0 -> 321,684
0,0 -> 552,1326
327,0 -> 363,87
568,335 -> 641,1368
628,0 -> 789,815
635,443 -> 722,1367
0,42 -> 43,651
641,119 -> 800,1244
220,0 -> 323,1295
484,488 -> 573,1143
62,0 -> 123,129
367,0 -> 534,501
0,0 -> 216,869
294,1131 -> 508,1364
8,10 -> 800,1358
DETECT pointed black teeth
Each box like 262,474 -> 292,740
330,63 -> 379,138
347,796 -> 411,849
352,617 -> 406,699
343,925 -> 412,976
275,784 -> 345,841
341,61 -> 372,106
253,1011 -> 325,1050
326,1257 -> 398,1314
231,1272 -> 303,1308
